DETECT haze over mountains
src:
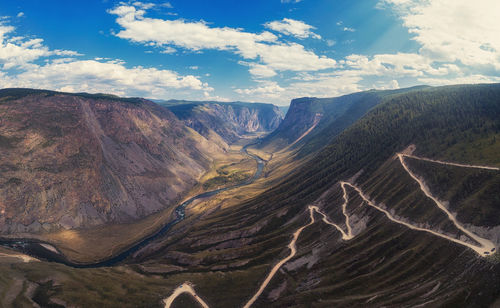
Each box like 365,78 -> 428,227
0,83 -> 499,307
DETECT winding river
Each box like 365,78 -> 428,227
0,144 -> 265,268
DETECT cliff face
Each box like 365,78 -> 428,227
257,97 -> 324,151
163,101 -> 284,143
257,89 -> 408,153
209,103 -> 283,133
0,90 -> 223,233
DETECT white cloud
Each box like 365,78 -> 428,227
203,91 -> 230,102
389,79 -> 399,89
418,74 -> 500,86
108,5 -> 277,51
1,59 -> 211,98
281,0 -> 303,3
0,19 -> 211,99
10,60 -> 209,94
16,12 -> 24,18
160,46 -> 176,54
264,18 -> 321,39
343,27 -> 355,32
341,53 -> 457,77
288,74 -> 362,98
234,73 -> 363,103
380,0 -> 500,71
235,81 -> 285,99
132,2 -> 155,10
108,4 -> 335,76
253,42 -> 335,71
0,21 -> 79,70
245,63 -> 277,78
326,39 -> 336,47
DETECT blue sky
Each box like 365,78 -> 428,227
0,0 -> 499,105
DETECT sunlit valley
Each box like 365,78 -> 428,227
1,1 -> 500,307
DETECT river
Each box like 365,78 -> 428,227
0,144 -> 265,268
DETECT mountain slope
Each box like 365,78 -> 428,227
133,83 -> 500,307
0,89 -> 224,234
258,86 -> 429,153
1,84 -> 500,307
159,100 -> 284,143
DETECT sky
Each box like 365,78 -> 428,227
0,0 -> 499,105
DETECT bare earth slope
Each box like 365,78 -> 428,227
0,89 -> 224,233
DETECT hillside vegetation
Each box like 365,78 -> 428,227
136,83 -> 500,307
1,84 -> 500,307
257,86 -> 429,154
269,84 -> 500,209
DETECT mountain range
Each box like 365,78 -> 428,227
0,84 -> 499,307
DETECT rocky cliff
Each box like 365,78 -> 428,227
161,100 -> 284,143
256,88 -> 426,153
0,89 -> 224,233
257,97 -> 325,151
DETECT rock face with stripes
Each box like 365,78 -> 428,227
0,89 -> 225,233
159,100 -> 285,144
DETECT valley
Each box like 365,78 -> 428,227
1,84 -> 500,307
1,1 -> 499,307
0,90 -> 273,265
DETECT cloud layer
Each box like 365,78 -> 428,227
233,0 -> 500,103
109,4 -> 336,79
382,0 -> 500,71
0,19 -> 210,98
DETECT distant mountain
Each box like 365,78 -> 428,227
157,99 -> 284,143
0,89 -> 224,233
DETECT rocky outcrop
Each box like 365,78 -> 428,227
0,89 -> 224,233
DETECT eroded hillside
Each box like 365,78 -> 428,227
0,89 -> 225,233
